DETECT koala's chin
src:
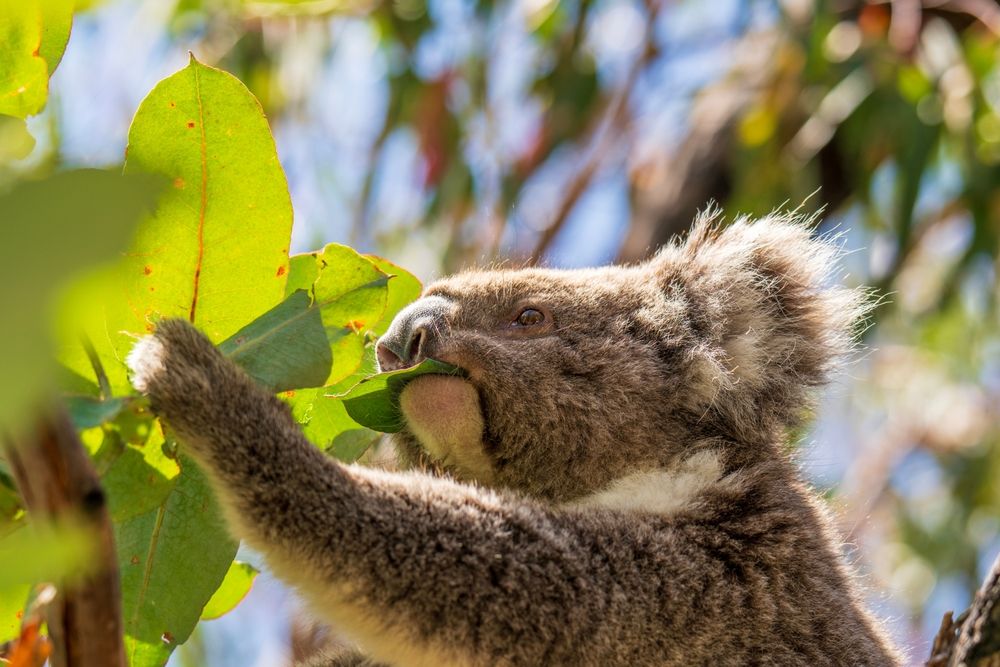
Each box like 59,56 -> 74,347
398,375 -> 490,484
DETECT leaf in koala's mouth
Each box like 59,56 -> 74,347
335,359 -> 466,433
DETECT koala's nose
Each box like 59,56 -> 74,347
376,296 -> 452,372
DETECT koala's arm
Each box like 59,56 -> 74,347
128,320 -> 782,666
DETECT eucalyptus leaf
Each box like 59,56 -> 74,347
365,255 -> 422,337
199,561 -> 257,621
63,395 -> 128,429
0,0 -> 49,117
119,53 -> 293,345
107,55 -> 292,667
285,245 -> 390,385
102,428 -> 180,524
219,290 -> 332,392
337,359 -> 465,433
285,387 -> 362,450
328,428 -> 380,462
37,0 -> 73,76
116,458 -> 236,666
3,169 -> 163,433
0,522 -> 96,592
0,583 -> 28,643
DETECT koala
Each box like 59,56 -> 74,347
127,213 -> 903,666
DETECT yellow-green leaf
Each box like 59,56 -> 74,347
0,583 -> 28,643
0,0 -> 72,120
0,522 -> 96,592
2,169 -> 162,433
122,55 -> 293,344
366,255 -> 422,336
38,0 -> 73,76
287,245 -> 390,385
0,0 -> 48,118
199,561 -> 257,621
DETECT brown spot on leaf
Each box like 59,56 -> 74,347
130,555 -> 140,565
347,320 -> 366,333
168,101 -> 176,108
276,265 -> 286,277
145,323 -> 154,333
283,390 -> 296,398
186,121 -> 195,128
15,610 -> 23,619
149,287 -> 155,292
143,266 -> 152,275
173,177 -> 184,189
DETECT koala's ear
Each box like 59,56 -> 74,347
649,211 -> 869,437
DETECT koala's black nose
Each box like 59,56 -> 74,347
376,296 -> 451,372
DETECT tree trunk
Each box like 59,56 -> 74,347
927,552 -> 1000,666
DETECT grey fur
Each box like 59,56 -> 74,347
127,212 -> 902,666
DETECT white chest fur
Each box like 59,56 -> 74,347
567,450 -> 725,516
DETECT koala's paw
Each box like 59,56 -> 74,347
126,333 -> 167,395
126,318 -> 224,409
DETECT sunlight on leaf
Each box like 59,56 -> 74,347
199,561 -> 257,621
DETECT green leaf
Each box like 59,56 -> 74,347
2,169 -> 163,433
366,255 -> 422,336
284,252 -> 319,297
102,428 -> 180,523
60,55 -> 294,400
286,245 -> 390,385
328,428 -> 379,462
0,114 -> 36,163
337,359 -> 465,433
0,0 -> 49,117
199,561 -> 257,621
38,0 -> 73,77
63,395 -> 128,429
219,290 -> 332,392
116,458 -> 237,667
0,522 -> 96,592
121,54 -> 293,344
284,387 -> 364,452
0,583 -> 28,643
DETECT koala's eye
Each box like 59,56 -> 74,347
515,308 -> 545,327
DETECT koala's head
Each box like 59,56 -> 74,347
377,213 -> 865,502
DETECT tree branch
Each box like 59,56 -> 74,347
3,408 -> 126,667
927,551 -> 1000,666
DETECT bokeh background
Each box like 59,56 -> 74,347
4,0 -> 1000,664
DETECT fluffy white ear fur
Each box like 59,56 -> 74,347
650,211 -> 867,430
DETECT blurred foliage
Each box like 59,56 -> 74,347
2,0 -> 1000,661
